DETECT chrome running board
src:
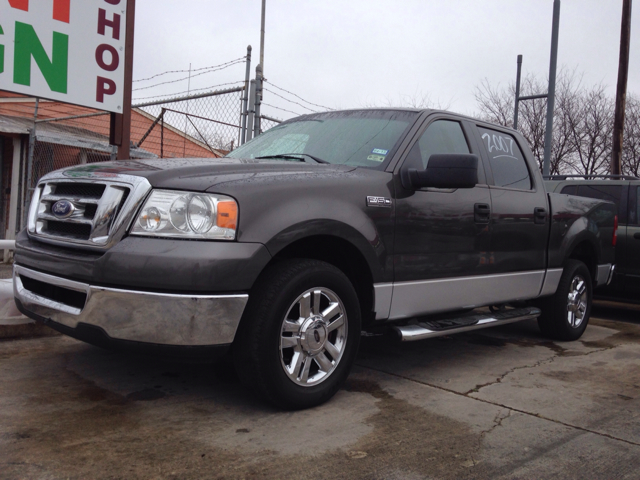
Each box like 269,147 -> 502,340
392,306 -> 541,342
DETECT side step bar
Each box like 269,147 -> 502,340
392,306 -> 541,342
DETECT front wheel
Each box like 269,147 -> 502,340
538,260 -> 592,341
234,259 -> 361,409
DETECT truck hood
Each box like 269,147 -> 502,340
53,158 -> 357,191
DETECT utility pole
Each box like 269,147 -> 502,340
612,0 -> 633,175
260,0 -> 266,77
542,0 -> 561,176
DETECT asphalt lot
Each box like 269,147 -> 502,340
1,303 -> 639,480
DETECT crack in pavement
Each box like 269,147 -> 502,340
470,409 -> 512,467
357,363 -> 640,448
463,355 -> 558,395
462,345 -> 615,396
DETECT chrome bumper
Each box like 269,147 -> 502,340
14,265 -> 248,346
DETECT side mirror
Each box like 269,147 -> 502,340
405,154 -> 479,190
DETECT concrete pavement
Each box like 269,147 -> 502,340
1,304 -> 639,479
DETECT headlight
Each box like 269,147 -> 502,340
131,190 -> 238,240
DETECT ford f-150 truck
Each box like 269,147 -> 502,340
14,109 -> 616,409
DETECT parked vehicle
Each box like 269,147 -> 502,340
545,175 -> 639,303
14,109 -> 617,408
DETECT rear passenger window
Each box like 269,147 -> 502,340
478,127 -> 531,190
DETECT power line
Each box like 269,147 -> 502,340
133,60 -> 246,92
133,57 -> 246,83
265,81 -> 334,111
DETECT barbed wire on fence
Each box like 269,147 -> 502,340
263,88 -> 317,113
265,81 -> 334,111
133,59 -> 246,92
261,102 -> 305,117
134,57 -> 247,83
133,81 -> 245,102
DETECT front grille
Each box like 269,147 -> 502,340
30,180 -> 133,247
20,274 -> 87,310
84,204 -> 98,219
28,173 -> 151,251
45,221 -> 92,239
54,183 -> 106,199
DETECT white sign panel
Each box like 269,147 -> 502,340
0,0 -> 127,113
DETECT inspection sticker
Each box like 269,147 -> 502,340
371,148 -> 389,155
367,155 -> 386,162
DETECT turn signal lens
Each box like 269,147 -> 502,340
139,207 -> 163,231
217,201 -> 238,230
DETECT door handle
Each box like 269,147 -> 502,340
534,207 -> 547,225
474,203 -> 490,224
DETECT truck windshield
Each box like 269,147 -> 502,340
226,110 -> 419,169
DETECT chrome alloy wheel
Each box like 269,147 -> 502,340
279,287 -> 348,387
567,274 -> 588,328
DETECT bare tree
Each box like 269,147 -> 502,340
565,85 -> 613,175
475,71 -> 620,176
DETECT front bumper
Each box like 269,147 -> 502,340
14,265 -> 248,347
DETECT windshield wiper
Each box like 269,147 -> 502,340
256,153 -> 330,164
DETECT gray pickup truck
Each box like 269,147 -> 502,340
14,109 -> 616,409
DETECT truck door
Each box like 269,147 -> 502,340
390,117 -> 493,318
473,125 -> 549,296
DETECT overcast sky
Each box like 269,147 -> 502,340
132,0 -> 640,121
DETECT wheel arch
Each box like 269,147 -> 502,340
566,239 -> 598,282
266,234 -> 377,327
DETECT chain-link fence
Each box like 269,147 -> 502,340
133,86 -> 245,156
260,115 -> 282,133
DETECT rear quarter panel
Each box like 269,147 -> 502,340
547,192 -> 617,268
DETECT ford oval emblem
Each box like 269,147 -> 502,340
51,200 -> 75,219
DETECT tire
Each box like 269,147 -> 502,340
537,260 -> 592,341
233,259 -> 361,409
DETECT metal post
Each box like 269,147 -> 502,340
611,0 -> 633,175
514,55 -> 523,130
116,0 -> 136,160
254,64 -> 263,137
542,0 -> 561,176
241,45 -> 252,145
160,108 -> 165,159
23,97 -> 39,229
260,0 -> 266,77
246,80 -> 256,142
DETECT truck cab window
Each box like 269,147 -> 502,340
405,120 -> 470,171
478,127 -> 531,190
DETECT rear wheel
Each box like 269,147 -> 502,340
234,259 -> 361,409
538,260 -> 592,341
